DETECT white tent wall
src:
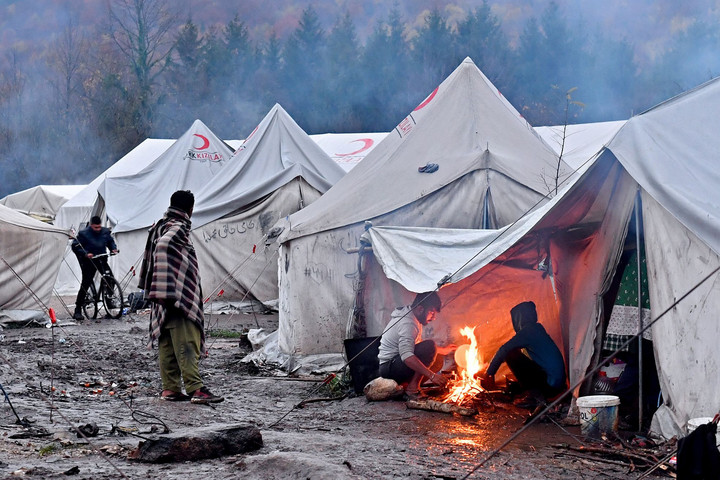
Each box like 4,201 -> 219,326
360,155 -> 637,397
644,192 -> 720,439
193,178 -> 323,304
0,204 -> 70,310
112,229 -> 149,295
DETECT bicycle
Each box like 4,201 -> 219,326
78,252 -> 125,319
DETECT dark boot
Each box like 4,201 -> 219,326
74,290 -> 86,320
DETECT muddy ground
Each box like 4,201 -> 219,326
0,299 -> 675,479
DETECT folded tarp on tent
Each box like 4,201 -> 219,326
0,204 -> 70,310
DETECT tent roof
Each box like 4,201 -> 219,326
191,104 -> 346,228
279,57 -> 571,242
100,120 -> 235,233
310,132 -> 389,172
1,184 -> 85,220
535,120 -> 626,171
606,76 -> 720,255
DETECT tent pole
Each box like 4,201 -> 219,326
635,189 -> 643,432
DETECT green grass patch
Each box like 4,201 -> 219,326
38,443 -> 59,456
206,329 -> 244,339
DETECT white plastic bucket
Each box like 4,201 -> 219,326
577,395 -> 620,438
686,417 -> 720,447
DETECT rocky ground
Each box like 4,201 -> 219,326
0,299 -> 677,479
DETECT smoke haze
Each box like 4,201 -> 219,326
1,0 -> 719,197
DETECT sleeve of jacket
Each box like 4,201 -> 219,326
104,229 -> 118,252
487,330 -> 530,376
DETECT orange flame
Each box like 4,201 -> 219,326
444,326 -> 484,403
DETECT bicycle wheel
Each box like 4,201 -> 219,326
82,284 -> 99,320
101,275 -> 124,319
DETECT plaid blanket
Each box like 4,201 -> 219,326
138,207 -> 205,352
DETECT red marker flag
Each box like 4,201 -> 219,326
49,308 -> 57,324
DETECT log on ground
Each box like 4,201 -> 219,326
129,423 -> 263,463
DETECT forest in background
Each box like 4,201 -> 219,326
2,0 -> 720,196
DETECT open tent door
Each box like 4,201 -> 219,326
360,153 -> 637,401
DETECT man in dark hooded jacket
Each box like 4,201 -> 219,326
481,301 -> 566,404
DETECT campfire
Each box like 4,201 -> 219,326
405,326 -> 492,417
443,326 -> 486,406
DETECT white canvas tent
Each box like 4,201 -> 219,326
97,120 -> 236,292
361,76 -> 720,439
0,204 -> 70,310
1,185 -> 85,223
53,139 -> 175,295
274,57 -> 574,358
190,104 -> 346,304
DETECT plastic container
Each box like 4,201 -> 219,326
686,417 -> 720,447
576,395 -> 620,438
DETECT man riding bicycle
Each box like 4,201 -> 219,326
71,215 -> 118,320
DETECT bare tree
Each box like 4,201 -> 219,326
47,17 -> 89,118
108,0 -> 179,134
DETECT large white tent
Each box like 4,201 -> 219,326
362,75 -> 720,439
274,57 -> 574,358
191,104 -> 346,304
1,185 -> 85,223
0,204 -> 70,310
97,120 -> 236,292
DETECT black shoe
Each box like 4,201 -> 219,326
190,386 -> 224,404
73,311 -> 84,320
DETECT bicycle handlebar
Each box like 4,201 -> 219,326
88,251 -> 119,259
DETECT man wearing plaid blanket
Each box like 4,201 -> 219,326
138,190 -> 223,404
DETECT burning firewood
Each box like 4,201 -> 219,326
406,399 -> 477,416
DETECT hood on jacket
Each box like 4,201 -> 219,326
511,301 -> 538,333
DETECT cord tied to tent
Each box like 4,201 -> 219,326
437,273 -> 452,288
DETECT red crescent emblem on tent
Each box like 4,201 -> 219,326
193,134 -> 210,150
335,138 -> 374,157
414,87 -> 438,111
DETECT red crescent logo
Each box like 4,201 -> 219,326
335,138 -> 374,157
414,87 -> 438,111
193,134 -> 210,150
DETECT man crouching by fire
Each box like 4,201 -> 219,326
480,301 -> 567,410
377,292 -> 457,400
